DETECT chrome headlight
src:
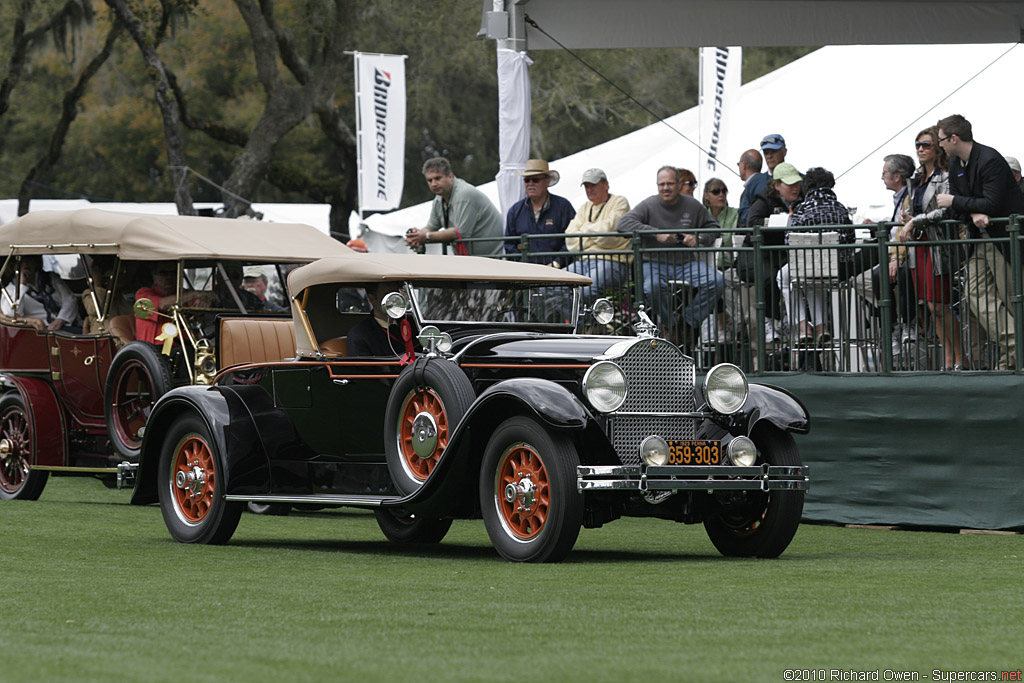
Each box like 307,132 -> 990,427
382,291 -> 409,319
727,435 -> 757,467
591,298 -> 615,325
582,361 -> 628,413
640,435 -> 669,466
702,363 -> 748,414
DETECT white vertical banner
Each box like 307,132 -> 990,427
698,46 -> 742,183
355,52 -> 407,213
495,48 -> 532,219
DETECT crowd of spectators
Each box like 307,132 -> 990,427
404,114 -> 1023,369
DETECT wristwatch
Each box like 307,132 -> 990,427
425,231 -> 431,242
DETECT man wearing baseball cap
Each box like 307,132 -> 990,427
563,168 -> 632,311
760,133 -> 788,178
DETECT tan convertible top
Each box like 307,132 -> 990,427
287,253 -> 591,293
0,209 -> 351,261
288,254 -> 591,358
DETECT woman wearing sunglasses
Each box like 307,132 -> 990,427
896,126 -> 966,371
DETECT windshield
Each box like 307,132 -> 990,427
181,261 -> 295,314
408,281 -> 578,327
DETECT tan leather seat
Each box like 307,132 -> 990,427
319,337 -> 347,357
107,315 -> 136,346
219,318 -> 296,368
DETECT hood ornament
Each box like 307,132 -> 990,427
633,305 -> 658,339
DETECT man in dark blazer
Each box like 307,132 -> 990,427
935,114 -> 1022,369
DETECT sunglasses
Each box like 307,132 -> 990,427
914,141 -> 933,149
708,188 -> 727,195
938,134 -> 953,143
680,180 -> 696,187
523,176 -> 548,184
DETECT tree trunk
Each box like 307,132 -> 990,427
18,20 -> 122,216
104,0 -> 194,215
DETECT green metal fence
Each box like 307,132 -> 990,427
449,216 -> 1024,375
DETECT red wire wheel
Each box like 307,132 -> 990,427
104,342 -> 172,459
169,434 -> 217,524
495,443 -> 551,540
0,395 -> 48,500
396,388 -> 450,482
0,402 -> 31,495
110,361 -> 157,449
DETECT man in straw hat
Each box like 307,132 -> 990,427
504,159 -> 576,267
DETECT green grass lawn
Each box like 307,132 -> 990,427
1,476 -> 1020,683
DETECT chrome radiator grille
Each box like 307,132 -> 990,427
607,339 -> 696,466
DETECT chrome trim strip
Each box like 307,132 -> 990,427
225,494 -> 405,506
609,411 -> 708,418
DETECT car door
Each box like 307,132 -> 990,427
49,333 -> 116,425
268,360 -> 398,495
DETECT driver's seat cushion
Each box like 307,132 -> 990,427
107,315 -> 136,346
219,318 -> 296,369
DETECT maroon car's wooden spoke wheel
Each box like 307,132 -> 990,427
495,443 -> 551,540
111,360 -> 157,448
0,404 -> 31,494
170,435 -> 217,524
397,388 -> 450,481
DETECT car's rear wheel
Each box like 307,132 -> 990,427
0,394 -> 49,501
246,502 -> 291,516
374,507 -> 453,544
703,424 -> 804,558
384,359 -> 474,495
479,416 -> 582,563
105,341 -> 173,460
157,414 -> 242,544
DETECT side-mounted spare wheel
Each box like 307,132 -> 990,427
157,413 -> 242,544
383,358 -> 475,496
0,394 -> 49,500
105,341 -> 174,460
703,423 -> 804,558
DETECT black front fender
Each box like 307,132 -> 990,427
130,385 -> 271,505
744,382 -> 810,434
462,377 -> 592,431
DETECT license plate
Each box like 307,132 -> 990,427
666,439 -> 721,465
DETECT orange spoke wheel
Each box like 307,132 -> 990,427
170,435 -> 217,524
495,443 -> 551,540
397,389 -> 450,482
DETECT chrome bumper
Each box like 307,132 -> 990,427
116,461 -> 138,489
577,464 -> 809,492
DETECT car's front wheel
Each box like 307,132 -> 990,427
0,394 -> 49,501
374,507 -> 452,544
105,341 -> 173,460
479,416 -> 582,563
157,414 -> 242,544
703,424 -> 804,558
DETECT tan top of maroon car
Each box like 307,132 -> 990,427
0,209 -> 351,261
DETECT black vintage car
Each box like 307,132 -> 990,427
130,253 -> 810,562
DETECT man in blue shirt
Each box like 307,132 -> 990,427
504,159 -> 575,267
736,148 -> 767,226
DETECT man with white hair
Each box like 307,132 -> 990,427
563,168 -> 631,309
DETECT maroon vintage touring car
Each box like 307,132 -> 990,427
0,209 -> 350,500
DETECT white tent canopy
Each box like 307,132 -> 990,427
519,1 -> 1024,50
360,42 -> 1024,247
